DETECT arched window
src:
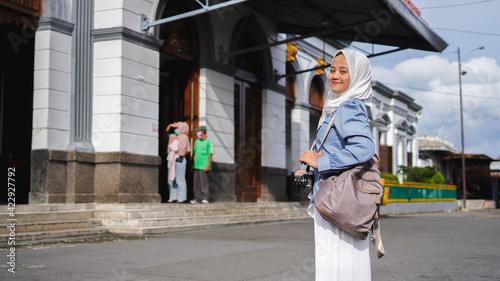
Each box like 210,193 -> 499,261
309,75 -> 325,113
407,139 -> 413,167
159,2 -> 199,61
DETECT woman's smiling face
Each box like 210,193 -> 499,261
328,53 -> 351,94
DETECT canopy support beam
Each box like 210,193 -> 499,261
219,19 -> 376,63
141,0 -> 249,31
275,47 -> 407,81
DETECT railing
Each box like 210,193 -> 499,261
382,179 -> 457,204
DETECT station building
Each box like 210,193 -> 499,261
0,0 -> 446,204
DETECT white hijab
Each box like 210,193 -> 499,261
317,49 -> 373,128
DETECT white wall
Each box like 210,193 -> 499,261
290,107 -> 311,172
95,0 -> 155,33
198,68 -> 235,164
261,89 -> 286,169
32,29 -> 72,150
92,39 -> 160,155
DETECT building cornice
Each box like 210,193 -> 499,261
38,16 -> 74,35
92,27 -> 163,51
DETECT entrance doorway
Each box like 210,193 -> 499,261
234,78 -> 261,202
158,55 -> 198,202
157,1 -> 199,202
231,22 -> 267,202
0,24 -> 34,204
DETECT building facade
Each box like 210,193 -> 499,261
367,81 -> 422,174
418,134 -> 460,183
0,0 -> 447,204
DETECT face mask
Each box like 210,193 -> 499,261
174,129 -> 179,135
197,131 -> 202,138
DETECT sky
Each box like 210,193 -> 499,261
351,0 -> 500,160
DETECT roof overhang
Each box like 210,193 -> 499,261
246,0 -> 448,53
142,0 -> 448,60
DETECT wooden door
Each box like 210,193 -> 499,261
379,145 -> 393,174
234,80 -> 261,202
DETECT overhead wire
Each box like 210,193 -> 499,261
379,82 -> 500,101
433,27 -> 500,37
418,0 -> 499,9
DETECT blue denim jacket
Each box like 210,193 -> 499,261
310,98 -> 375,202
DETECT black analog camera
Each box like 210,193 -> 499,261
294,167 -> 314,191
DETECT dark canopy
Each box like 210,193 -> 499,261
246,0 -> 447,52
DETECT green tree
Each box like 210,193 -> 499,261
398,166 -> 445,184
380,172 -> 398,181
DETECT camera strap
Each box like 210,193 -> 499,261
305,113 -> 336,173
311,113 -> 336,152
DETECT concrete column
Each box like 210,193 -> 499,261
198,67 -> 236,164
67,0 -> 94,151
261,88 -> 287,201
291,105 -> 311,172
92,37 -> 160,155
261,89 -> 286,169
32,18 -> 74,150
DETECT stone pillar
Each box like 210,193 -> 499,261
68,0 -> 94,151
289,103 -> 312,202
31,149 -> 95,203
93,152 -> 161,203
32,17 -> 73,151
30,16 -> 75,203
260,86 -> 288,201
199,64 -> 238,202
30,149 -> 161,203
30,0 -> 164,203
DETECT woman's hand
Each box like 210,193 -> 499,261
166,122 -> 178,131
294,169 -> 305,176
298,150 -> 323,169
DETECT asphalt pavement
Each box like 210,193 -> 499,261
1,209 -> 499,281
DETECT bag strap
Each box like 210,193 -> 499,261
371,207 -> 386,258
311,113 -> 336,152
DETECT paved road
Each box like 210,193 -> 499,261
1,209 -> 499,281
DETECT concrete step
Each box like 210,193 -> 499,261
3,203 -> 95,213
0,205 -> 98,243
0,219 -> 98,235
0,210 -> 95,224
0,202 -> 310,243
93,202 -> 298,210
93,205 -> 304,219
0,228 -> 109,244
95,202 -> 310,235
98,211 -> 308,228
101,216 -> 310,235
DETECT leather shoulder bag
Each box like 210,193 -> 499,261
312,113 -> 386,258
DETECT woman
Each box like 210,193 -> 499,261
166,122 -> 191,203
296,49 -> 375,280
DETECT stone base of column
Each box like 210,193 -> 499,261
30,149 -> 161,204
260,166 -> 289,202
209,162 -> 237,202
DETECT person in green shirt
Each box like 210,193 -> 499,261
191,125 -> 214,204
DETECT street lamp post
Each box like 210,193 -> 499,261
457,46 -> 484,210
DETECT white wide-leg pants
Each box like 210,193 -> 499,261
314,207 -> 371,281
